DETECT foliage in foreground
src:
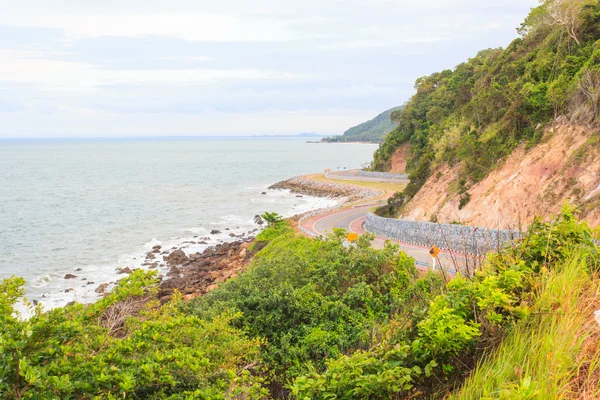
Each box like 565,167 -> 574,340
291,204 -> 598,399
1,205 -> 597,399
0,271 -> 265,399
450,250 -> 600,399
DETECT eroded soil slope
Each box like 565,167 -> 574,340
401,123 -> 600,229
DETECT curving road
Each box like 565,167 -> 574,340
301,204 -> 466,275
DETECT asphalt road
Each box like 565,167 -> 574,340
304,205 -> 466,274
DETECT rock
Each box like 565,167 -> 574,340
33,300 -> 39,306
168,265 -> 181,276
296,195 -> 303,198
152,245 -> 162,250
225,228 -> 230,231
146,252 -> 156,260
81,277 -> 87,280
261,192 -> 267,195
95,283 -> 109,294
117,267 -> 133,274
66,301 -> 76,307
239,248 -> 247,258
159,295 -> 172,304
87,281 -> 96,285
209,271 -> 221,280
207,284 -> 219,292
64,288 -> 73,293
229,232 -> 237,237
166,249 -> 188,265
198,241 -> 208,245
210,230 -> 221,235
254,215 -> 264,225
64,274 -> 77,279
75,268 -> 82,271
148,262 -> 158,269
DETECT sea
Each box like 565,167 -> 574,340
0,137 -> 377,310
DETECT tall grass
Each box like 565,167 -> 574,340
450,251 -> 600,399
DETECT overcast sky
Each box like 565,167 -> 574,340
0,0 -> 538,137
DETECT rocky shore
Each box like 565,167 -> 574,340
157,238 -> 254,303
269,175 -> 382,202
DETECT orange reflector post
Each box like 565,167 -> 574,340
347,233 -> 359,242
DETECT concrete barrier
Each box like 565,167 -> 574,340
365,213 -> 520,255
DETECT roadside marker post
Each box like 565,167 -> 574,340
429,245 -> 441,273
347,233 -> 359,242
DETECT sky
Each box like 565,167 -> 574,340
0,0 -> 539,137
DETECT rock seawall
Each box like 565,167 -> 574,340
365,213 -> 519,254
269,175 -> 382,201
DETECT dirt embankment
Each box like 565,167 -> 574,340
401,123 -> 600,229
390,143 -> 410,173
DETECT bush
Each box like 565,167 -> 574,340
0,271 -> 266,399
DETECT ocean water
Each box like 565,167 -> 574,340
0,137 -> 377,309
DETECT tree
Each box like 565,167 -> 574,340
545,0 -> 586,45
260,211 -> 284,227
578,68 -> 600,119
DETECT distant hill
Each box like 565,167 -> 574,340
322,106 -> 402,143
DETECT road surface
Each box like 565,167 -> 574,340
301,204 -> 467,275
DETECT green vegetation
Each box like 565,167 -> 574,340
372,0 -> 600,215
322,106 -> 403,143
1,204 -> 598,399
0,271 -> 265,399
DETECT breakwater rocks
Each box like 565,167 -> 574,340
158,239 -> 253,303
365,213 -> 520,255
269,176 -> 382,202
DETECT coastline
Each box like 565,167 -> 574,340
25,185 -> 340,312
23,171 -> 388,313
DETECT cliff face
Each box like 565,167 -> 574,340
399,123 -> 600,229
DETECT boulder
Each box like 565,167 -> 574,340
64,274 -> 77,279
166,249 -> 188,265
95,283 -> 109,293
146,252 -> 156,260
210,229 -> 221,235
207,284 -> 219,292
117,267 -> 133,274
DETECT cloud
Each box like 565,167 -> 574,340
0,13 -> 295,43
0,0 -> 540,136
0,50 -> 308,91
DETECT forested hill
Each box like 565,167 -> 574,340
372,0 -> 600,218
322,106 -> 402,143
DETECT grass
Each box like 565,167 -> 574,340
307,173 -> 407,194
449,251 -> 600,399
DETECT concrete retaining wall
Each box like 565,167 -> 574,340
365,213 -> 520,254
358,170 -> 409,180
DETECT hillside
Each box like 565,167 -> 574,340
372,0 -> 600,226
323,106 -> 402,143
